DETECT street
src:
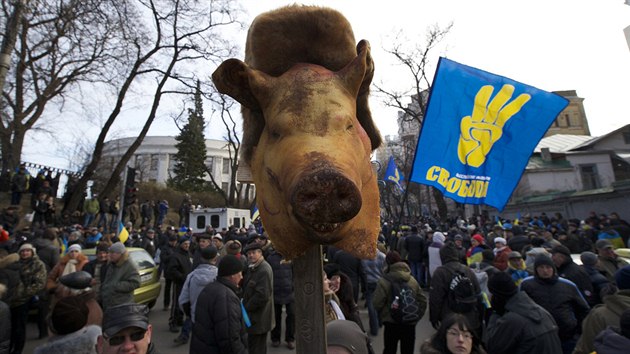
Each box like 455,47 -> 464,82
25,278 -> 435,353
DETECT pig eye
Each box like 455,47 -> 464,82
346,124 -> 354,130
269,130 -> 281,140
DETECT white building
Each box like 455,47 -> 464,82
101,136 -> 254,199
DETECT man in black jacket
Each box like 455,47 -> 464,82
485,272 -> 561,354
166,237 -> 192,333
551,245 -> 595,306
191,254 -> 247,354
267,245 -> 295,349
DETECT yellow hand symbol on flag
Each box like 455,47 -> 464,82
457,84 -> 531,167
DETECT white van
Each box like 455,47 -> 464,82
189,208 -> 251,234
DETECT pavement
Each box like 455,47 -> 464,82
25,279 -> 435,353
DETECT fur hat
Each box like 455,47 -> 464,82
488,271 -> 518,298
218,255 -> 243,277
615,265 -> 630,290
580,251 -> 598,267
494,237 -> 507,245
50,295 -> 89,335
108,242 -> 125,254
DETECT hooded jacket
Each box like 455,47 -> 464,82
373,261 -> 426,325
485,291 -> 561,354
592,326 -> 630,354
573,289 -> 630,354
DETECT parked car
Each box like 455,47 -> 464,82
83,247 -> 161,309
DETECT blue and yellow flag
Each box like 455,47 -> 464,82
117,221 -> 129,244
251,204 -> 260,221
384,156 -> 405,192
410,58 -> 569,211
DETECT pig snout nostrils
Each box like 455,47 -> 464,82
291,170 -> 362,225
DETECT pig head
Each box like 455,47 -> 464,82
212,45 -> 379,260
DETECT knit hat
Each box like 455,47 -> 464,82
200,245 -> 218,260
433,232 -> 445,244
218,255 -> 244,277
508,251 -> 522,259
615,265 -> 630,290
472,234 -> 485,244
580,251 -> 598,266
102,303 -> 149,337
494,237 -> 507,245
108,242 -> 126,254
550,245 -> 571,258
385,250 -> 402,265
454,234 -> 463,241
18,243 -> 36,254
326,320 -> 369,354
50,295 -> 89,335
488,271 -> 518,298
595,239 -> 614,250
534,254 -> 555,269
68,244 -> 82,253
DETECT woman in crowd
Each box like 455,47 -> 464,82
46,244 -> 89,304
420,313 -> 487,354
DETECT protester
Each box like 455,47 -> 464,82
420,313 -> 487,354
242,241 -> 274,354
166,236 -> 192,333
595,239 -> 629,282
491,237 -> 511,271
551,245 -> 595,305
46,243 -> 89,304
361,247 -> 386,336
579,251 -> 611,305
190,254 -> 247,354
99,242 -> 140,310
96,303 -> 156,354
268,244 -> 295,349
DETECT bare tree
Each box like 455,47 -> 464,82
374,23 -> 453,221
63,0 -> 241,213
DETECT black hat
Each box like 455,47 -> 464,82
102,303 -> 149,337
200,245 -> 218,260
488,272 -> 518,298
580,251 -> 598,266
551,245 -> 571,258
534,254 -> 555,270
50,295 -> 89,335
218,255 -> 244,277
243,242 -> 262,254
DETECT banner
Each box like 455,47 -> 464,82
410,57 -> 569,211
384,156 -> 405,192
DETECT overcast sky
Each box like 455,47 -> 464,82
22,0 -> 630,170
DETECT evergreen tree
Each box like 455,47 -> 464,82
169,81 -> 208,192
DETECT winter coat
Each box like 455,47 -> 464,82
267,248 -> 294,305
166,247 -> 192,285
582,264 -> 611,305
597,255 -> 629,282
190,278 -> 247,354
493,246 -> 512,271
83,198 -> 100,215
404,233 -> 425,262
179,263 -> 217,323
0,300 -> 10,353
429,260 -> 482,330
46,253 -> 89,298
242,259 -> 274,334
8,254 -> 47,307
593,326 -> 630,354
427,243 -> 443,277
99,252 -> 140,310
485,291 -> 561,354
520,273 -> 590,340
373,261 -> 426,325
362,250 -> 386,285
556,257 -> 594,305
573,290 -> 630,354
31,238 -> 60,272
160,244 -> 177,280
33,324 -> 101,354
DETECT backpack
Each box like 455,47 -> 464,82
384,274 -> 421,325
445,266 -> 478,313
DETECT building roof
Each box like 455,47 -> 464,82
533,134 -> 595,153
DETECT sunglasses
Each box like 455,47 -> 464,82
106,329 -> 146,346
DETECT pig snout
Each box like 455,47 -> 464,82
290,169 -> 362,233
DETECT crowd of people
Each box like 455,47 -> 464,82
2,185 -> 630,354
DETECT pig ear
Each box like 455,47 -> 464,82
212,59 -> 272,111
337,45 -> 368,98
356,40 -> 374,97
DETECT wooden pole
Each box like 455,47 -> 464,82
292,245 -> 326,353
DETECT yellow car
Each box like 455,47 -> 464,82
83,247 -> 162,309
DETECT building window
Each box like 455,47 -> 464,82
623,132 -> 630,144
579,164 -> 600,190
205,156 -> 214,173
222,158 -> 230,174
150,155 -> 158,171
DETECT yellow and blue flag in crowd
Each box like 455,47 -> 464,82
251,204 -> 260,221
410,57 -> 569,211
117,221 -> 129,244
384,156 -> 405,192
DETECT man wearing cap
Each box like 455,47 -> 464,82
159,233 -> 178,311
84,242 -> 111,301
191,254 -> 247,353
192,233 -> 213,270
506,251 -> 529,286
520,255 -> 590,353
8,243 -> 47,354
242,241 -> 274,354
595,239 -> 629,282
99,242 -> 141,311
175,246 -> 219,345
166,237 -> 192,333
485,272 -> 561,353
579,251 -> 611,305
574,265 -> 630,354
140,229 -> 157,258
550,245 -> 595,306
212,234 -> 226,257
97,303 -> 156,354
